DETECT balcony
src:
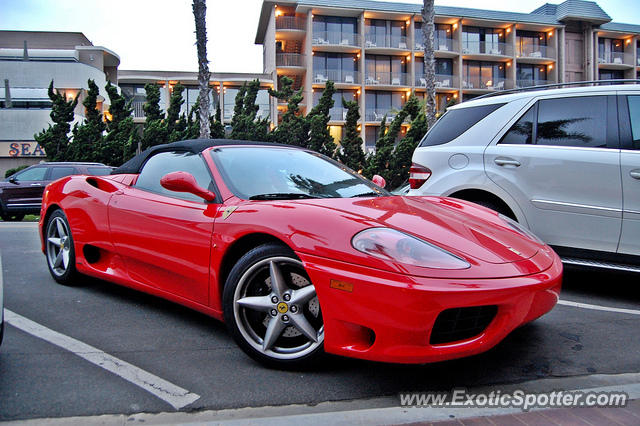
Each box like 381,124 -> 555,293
131,100 -> 145,118
462,41 -> 513,57
364,72 -> 409,86
415,38 -> 455,52
516,79 -> 550,88
365,108 -> 401,122
276,16 -> 306,31
416,74 -> 457,88
276,53 -> 305,67
313,69 -> 361,85
312,32 -> 361,48
463,76 -> 507,90
365,35 -> 409,50
328,108 -> 349,121
517,45 -> 555,59
598,52 -> 634,67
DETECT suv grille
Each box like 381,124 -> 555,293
430,305 -> 498,345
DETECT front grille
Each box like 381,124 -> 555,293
430,305 -> 498,345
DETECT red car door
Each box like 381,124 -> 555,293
108,151 -> 218,305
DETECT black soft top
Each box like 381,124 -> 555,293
111,139 -> 294,175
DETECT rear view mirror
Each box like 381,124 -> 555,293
160,171 -> 216,202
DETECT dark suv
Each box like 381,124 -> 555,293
0,162 -> 112,221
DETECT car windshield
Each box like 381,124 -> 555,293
210,146 -> 389,200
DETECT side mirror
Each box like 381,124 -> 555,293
8,177 -> 18,184
160,171 -> 216,202
372,174 -> 386,188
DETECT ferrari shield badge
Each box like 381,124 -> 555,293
222,206 -> 238,220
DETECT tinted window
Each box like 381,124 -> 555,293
13,167 -> 47,181
87,167 -> 112,176
135,151 -> 212,202
500,105 -> 535,145
211,147 -> 387,199
628,95 -> 640,150
419,103 -> 505,147
49,167 -> 77,181
536,96 -> 607,148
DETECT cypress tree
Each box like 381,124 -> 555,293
210,104 -> 225,139
306,81 -> 336,157
102,81 -> 138,164
268,76 -> 307,146
167,82 -> 186,142
389,112 -> 428,189
231,80 -> 270,141
141,83 -> 167,150
69,79 -> 105,162
338,98 -> 366,172
34,80 -> 79,161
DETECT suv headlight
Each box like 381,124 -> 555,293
498,214 -> 544,244
352,227 -> 470,269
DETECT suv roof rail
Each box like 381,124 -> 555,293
474,79 -> 640,101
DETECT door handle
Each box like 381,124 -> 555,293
630,170 -> 640,180
494,158 -> 521,167
30,183 -> 42,186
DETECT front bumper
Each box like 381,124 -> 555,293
298,248 -> 562,364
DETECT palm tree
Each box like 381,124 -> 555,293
422,0 -> 436,128
192,0 -> 211,138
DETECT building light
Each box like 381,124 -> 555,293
548,64 -> 553,70
357,89 -> 361,95
506,61 -> 511,67
548,31 -> 554,37
357,125 -> 361,131
506,27 -> 511,33
453,23 -> 458,29
453,93 -> 458,99
357,53 -> 361,58
406,55 -> 411,61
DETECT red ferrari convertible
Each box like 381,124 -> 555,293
39,139 -> 561,368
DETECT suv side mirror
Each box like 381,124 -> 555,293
8,177 -> 18,184
160,171 -> 216,202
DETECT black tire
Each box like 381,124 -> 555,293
0,213 -> 25,222
468,199 -> 516,220
44,210 -> 78,285
223,243 -> 324,369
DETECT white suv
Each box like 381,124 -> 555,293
409,84 -> 640,271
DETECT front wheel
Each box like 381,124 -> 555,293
223,243 -> 324,369
45,210 -> 78,285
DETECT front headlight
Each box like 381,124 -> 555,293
351,227 -> 470,270
498,214 -> 544,244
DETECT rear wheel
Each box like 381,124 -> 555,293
464,198 -> 516,221
45,210 -> 78,285
223,243 -> 324,369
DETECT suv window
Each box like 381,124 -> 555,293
419,103 -> 505,147
49,167 -> 77,181
13,167 -> 47,181
135,151 -> 212,202
536,96 -> 607,148
628,95 -> 640,150
87,167 -> 112,176
500,105 -> 535,145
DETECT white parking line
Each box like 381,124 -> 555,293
3,309 -> 201,410
558,300 -> 640,316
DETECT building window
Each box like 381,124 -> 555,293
328,125 -> 343,144
313,52 -> 359,84
598,38 -> 624,64
365,55 -> 407,85
463,61 -> 506,90
599,69 -> 624,80
365,19 -> 408,49
516,30 -> 549,58
416,58 -> 453,87
313,89 -> 356,121
462,26 -> 505,55
516,64 -> 548,87
313,15 -> 358,45
182,86 -> 219,117
365,91 -> 405,121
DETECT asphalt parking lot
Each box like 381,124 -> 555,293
1,222 -> 639,422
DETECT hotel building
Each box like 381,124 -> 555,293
255,0 -> 640,148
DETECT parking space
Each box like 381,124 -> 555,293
1,222 -> 639,421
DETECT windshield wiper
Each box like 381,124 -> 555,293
351,191 -> 381,198
249,193 -> 321,200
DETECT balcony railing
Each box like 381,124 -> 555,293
313,69 -> 361,84
516,79 -> 550,88
276,16 -> 306,31
598,52 -> 633,65
517,44 -> 555,58
364,72 -> 409,86
416,74 -> 457,88
415,38 -> 455,52
328,108 -> 349,121
463,76 -> 507,90
276,53 -> 304,67
312,31 -> 361,47
462,41 -> 513,56
132,100 -> 145,118
365,35 -> 409,50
